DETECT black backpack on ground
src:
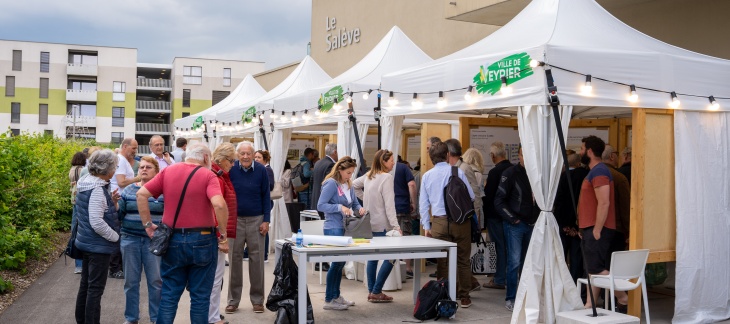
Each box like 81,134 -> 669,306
414,279 -> 452,321
444,166 -> 475,224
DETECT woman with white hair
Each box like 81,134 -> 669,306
74,149 -> 122,324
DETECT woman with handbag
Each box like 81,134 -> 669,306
353,149 -> 402,303
316,156 -> 365,311
254,150 -> 275,263
118,156 -> 164,324
74,149 -> 121,324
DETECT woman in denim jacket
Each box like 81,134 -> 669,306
316,156 -> 365,311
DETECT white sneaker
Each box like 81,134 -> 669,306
323,300 -> 349,310
333,295 -> 355,306
74,267 -> 82,274
505,300 -> 514,311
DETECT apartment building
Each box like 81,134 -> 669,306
0,40 -> 265,153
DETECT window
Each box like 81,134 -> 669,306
212,90 -> 230,106
12,50 -> 21,71
68,80 -> 97,91
11,102 -> 20,123
39,104 -> 48,124
40,52 -> 50,72
11,129 -> 20,136
68,103 -> 96,117
44,130 -> 53,137
111,132 -> 124,144
223,68 -> 231,87
182,112 -> 190,118
68,53 -> 97,65
40,78 -> 49,98
113,81 -> 126,101
5,76 -> 15,97
112,107 -> 124,127
183,66 -> 202,84
182,89 -> 191,107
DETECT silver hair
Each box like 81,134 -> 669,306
88,149 -> 118,177
325,143 -> 337,156
185,143 -> 211,162
602,145 -> 616,161
490,141 -> 506,158
236,141 -> 254,152
149,135 -> 164,146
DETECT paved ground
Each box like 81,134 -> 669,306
0,254 -> 708,323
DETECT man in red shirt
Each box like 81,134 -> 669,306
136,143 -> 229,324
578,136 -> 627,313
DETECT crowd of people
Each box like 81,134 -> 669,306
66,133 -> 632,323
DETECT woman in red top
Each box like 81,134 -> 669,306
209,143 -> 238,324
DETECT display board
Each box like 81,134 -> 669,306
288,139 -> 316,167
469,126 -> 521,175
406,136 -> 421,168
363,134 -> 378,165
566,127 -> 610,152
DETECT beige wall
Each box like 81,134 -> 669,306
311,0 -> 499,77
254,62 -> 300,91
171,57 -> 266,101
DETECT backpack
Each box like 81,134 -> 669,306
290,162 -> 310,191
443,166 -> 475,224
414,279 -> 450,321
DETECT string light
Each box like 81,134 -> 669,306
346,92 -> 353,104
710,96 -> 720,110
303,109 -> 311,120
500,76 -> 513,95
670,91 -> 680,108
411,93 -> 422,109
362,89 -> 372,100
290,111 -> 298,122
529,59 -> 545,68
464,85 -> 474,102
437,91 -> 447,108
279,111 -> 287,122
270,109 -> 277,119
628,84 -> 638,103
581,75 -> 592,95
388,91 -> 398,106
333,98 -> 342,111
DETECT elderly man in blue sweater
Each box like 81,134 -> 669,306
226,141 -> 271,315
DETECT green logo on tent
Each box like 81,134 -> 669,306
473,52 -> 533,96
192,116 -> 204,130
242,106 -> 256,123
318,85 -> 344,113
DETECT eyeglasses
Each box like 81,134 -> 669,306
227,158 -> 236,164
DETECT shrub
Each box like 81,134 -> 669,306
0,130 -> 97,270
0,275 -> 13,294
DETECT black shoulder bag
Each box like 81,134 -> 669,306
149,166 -> 202,256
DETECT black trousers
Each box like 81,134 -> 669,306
108,246 -> 122,274
76,251 -> 111,324
560,231 -> 584,283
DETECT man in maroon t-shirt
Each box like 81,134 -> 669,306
578,136 -> 627,313
137,143 -> 229,324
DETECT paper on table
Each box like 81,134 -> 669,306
291,234 -> 354,246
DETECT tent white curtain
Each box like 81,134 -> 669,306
381,115 -> 404,156
337,121 -> 369,167
673,111 -> 730,323
512,105 -> 583,324
269,128 -> 293,253
254,130 -> 264,151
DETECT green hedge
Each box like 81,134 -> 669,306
0,131 -> 96,270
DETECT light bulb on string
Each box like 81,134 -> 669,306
290,111 -> 298,122
628,85 -> 638,103
581,75 -> 593,95
411,93 -> 422,109
529,59 -> 544,68
464,86 -> 474,102
333,98 -> 342,111
362,90 -> 372,100
500,76 -> 513,95
303,109 -> 311,120
346,92 -> 353,104
388,91 -> 398,106
437,91 -> 447,108
670,92 -> 680,108
270,109 -> 277,119
280,111 -> 287,122
710,96 -> 720,110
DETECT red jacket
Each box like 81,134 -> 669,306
212,163 -> 238,239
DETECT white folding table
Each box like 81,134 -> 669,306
275,236 -> 457,324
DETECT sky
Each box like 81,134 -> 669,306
0,0 -> 312,69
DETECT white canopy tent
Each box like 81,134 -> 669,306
379,0 -> 730,322
173,74 -> 266,142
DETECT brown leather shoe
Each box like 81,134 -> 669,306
224,305 -> 238,314
253,304 -> 265,313
461,297 -> 472,308
367,292 -> 393,303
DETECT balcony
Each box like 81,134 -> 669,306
136,100 -> 171,113
137,78 -> 172,89
66,89 -> 97,102
67,63 -> 98,76
136,123 -> 171,134
64,115 -> 97,128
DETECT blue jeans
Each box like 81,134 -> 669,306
121,234 -> 162,323
486,217 -> 506,285
323,227 -> 346,302
367,231 -> 394,294
504,221 -> 533,301
156,231 -> 217,324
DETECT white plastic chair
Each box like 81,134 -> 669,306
299,220 -> 326,284
577,249 -> 650,323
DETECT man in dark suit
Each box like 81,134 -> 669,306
310,143 -> 338,217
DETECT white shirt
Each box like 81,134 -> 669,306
111,154 -> 134,192
148,153 -> 175,170
339,183 -> 352,204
